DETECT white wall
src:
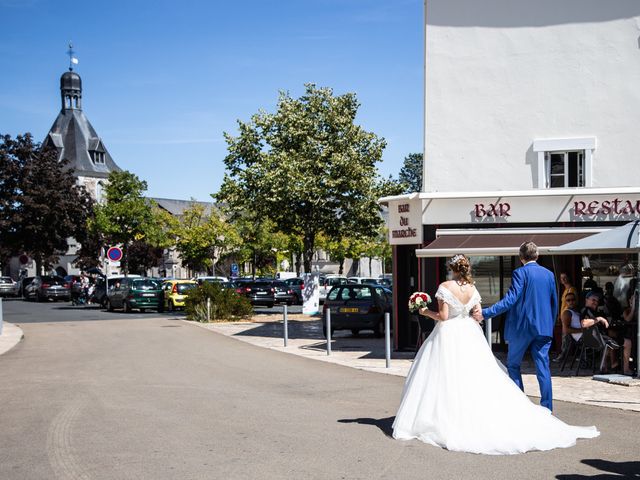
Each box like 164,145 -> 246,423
424,0 -> 640,192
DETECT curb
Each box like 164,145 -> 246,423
0,322 -> 24,356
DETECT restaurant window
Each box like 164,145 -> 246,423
471,256 -> 501,305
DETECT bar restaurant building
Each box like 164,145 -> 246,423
382,0 -> 640,351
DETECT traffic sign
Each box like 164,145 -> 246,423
106,246 -> 123,262
231,263 -> 239,277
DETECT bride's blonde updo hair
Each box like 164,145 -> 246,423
448,254 -> 473,284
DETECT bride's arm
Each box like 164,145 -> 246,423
419,298 -> 448,321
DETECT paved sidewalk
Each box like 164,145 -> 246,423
0,322 -> 24,356
187,314 -> 640,413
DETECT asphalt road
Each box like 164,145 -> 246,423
0,299 -> 638,479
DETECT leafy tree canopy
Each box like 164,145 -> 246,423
398,152 -> 423,194
169,202 -> 240,276
217,84 -> 391,272
93,170 -> 168,274
0,133 -> 93,274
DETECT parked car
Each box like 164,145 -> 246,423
24,276 -> 71,302
0,276 -> 19,297
236,281 -> 275,308
319,275 -> 349,302
162,279 -> 197,311
377,277 -> 392,288
322,284 -> 393,337
106,277 -> 164,313
92,275 -> 141,308
271,280 -> 296,305
284,277 -> 304,305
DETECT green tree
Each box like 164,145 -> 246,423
217,84 -> 389,273
398,152 -> 423,193
93,171 -> 163,274
127,239 -> 164,275
0,133 -> 93,274
0,135 -> 23,268
171,202 -> 240,276
228,213 -> 287,278
73,216 -> 104,271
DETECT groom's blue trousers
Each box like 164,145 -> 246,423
507,335 -> 553,411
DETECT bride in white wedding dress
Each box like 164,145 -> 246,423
392,255 -> 599,455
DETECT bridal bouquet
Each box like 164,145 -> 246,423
408,292 -> 432,313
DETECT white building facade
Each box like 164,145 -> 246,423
384,0 -> 640,350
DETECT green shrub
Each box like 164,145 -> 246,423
184,282 -> 253,322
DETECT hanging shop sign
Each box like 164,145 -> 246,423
388,198 -> 423,245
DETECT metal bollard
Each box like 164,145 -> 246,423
283,304 -> 288,347
207,297 -> 211,322
485,317 -> 492,346
384,312 -> 391,369
326,308 -> 331,355
0,298 -> 3,336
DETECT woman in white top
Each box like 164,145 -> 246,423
392,254 -> 599,455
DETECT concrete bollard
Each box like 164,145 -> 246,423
485,317 -> 492,346
326,308 -> 331,356
384,312 -> 391,368
283,304 -> 288,347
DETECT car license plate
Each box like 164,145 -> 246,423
340,307 -> 359,313
142,293 -> 155,297
257,292 -> 266,295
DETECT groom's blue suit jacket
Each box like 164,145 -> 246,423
482,262 -> 558,341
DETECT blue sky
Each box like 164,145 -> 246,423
1,0 -> 423,201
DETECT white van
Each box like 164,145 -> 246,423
319,275 -> 348,302
195,276 -> 229,285
347,277 -> 380,285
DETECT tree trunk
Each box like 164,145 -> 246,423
122,242 -> 129,275
252,250 -> 256,279
294,253 -> 301,277
34,254 -> 43,276
302,233 -> 315,274
339,258 -> 344,275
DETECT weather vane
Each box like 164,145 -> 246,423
67,42 -> 79,71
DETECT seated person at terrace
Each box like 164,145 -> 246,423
553,293 -> 581,363
580,291 -> 620,372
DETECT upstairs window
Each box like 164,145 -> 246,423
545,151 -> 584,188
533,137 -> 595,189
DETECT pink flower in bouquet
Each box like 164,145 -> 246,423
408,291 -> 432,313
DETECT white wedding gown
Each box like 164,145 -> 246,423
392,285 -> 599,455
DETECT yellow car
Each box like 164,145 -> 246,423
162,280 -> 198,311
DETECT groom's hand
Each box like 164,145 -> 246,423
471,306 -> 484,323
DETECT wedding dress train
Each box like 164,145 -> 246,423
392,285 -> 599,455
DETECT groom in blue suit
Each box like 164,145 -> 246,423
473,242 -> 558,411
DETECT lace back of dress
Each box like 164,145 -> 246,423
435,285 -> 480,319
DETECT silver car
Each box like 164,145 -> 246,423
0,276 -> 19,297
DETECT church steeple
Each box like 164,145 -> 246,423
60,43 -> 82,111
45,43 -> 121,185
